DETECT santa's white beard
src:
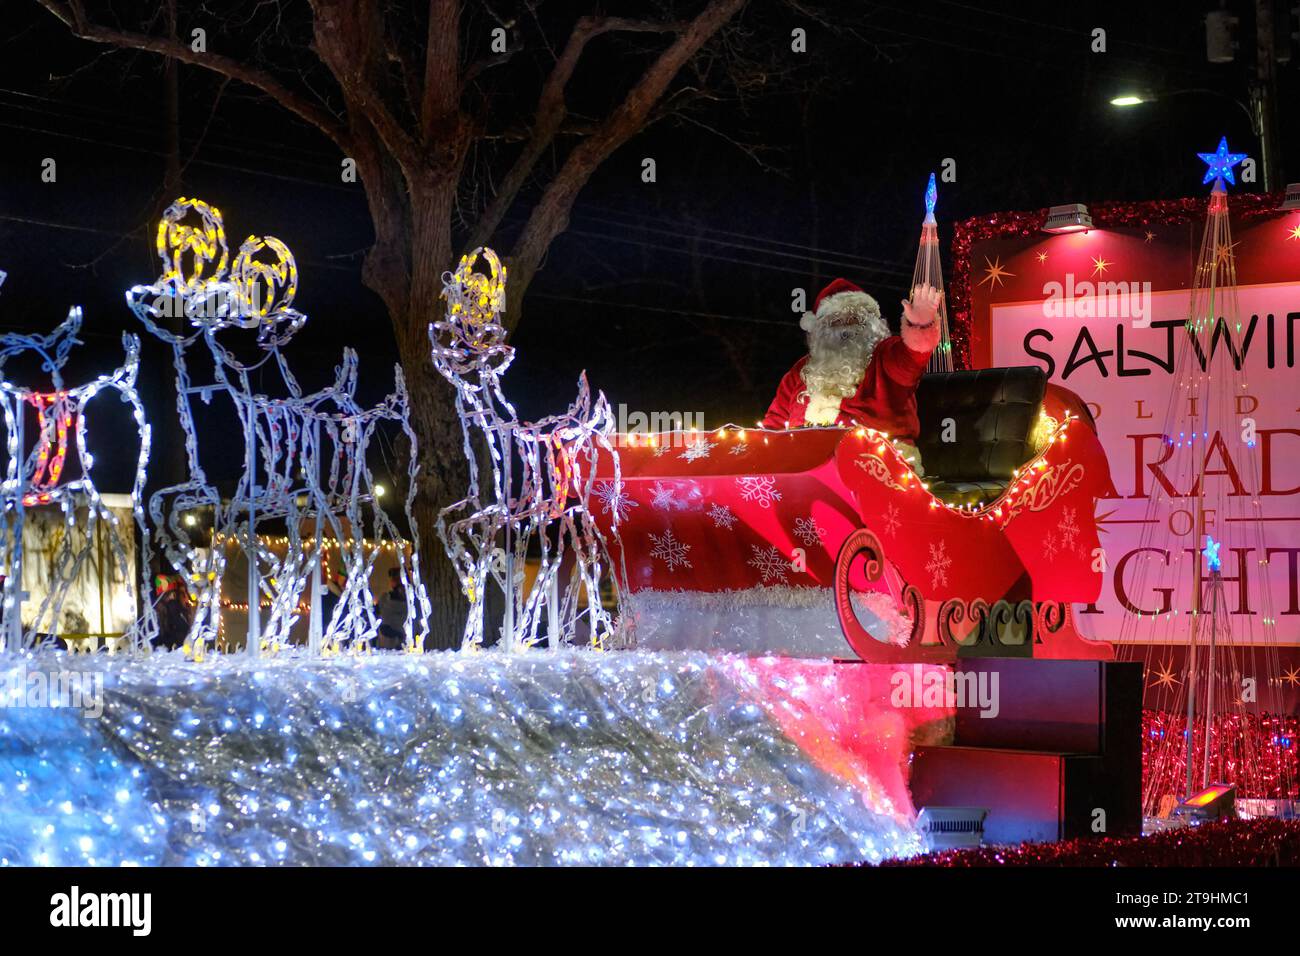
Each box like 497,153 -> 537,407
798,318 -> 888,423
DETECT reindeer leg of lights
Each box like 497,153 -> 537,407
433,385 -> 493,648
393,367 -> 432,650
533,377 -> 626,649
432,248 -> 627,652
0,292 -> 154,651
235,349 -> 428,657
128,197 -> 237,656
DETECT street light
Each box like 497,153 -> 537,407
1109,92 -> 1155,107
1107,86 -> 1275,190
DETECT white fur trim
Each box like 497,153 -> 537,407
799,311 -> 817,332
901,318 -> 940,353
815,290 -> 880,321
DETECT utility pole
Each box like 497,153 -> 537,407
159,0 -> 188,492
1253,0 -> 1283,191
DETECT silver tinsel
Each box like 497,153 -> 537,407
0,650 -> 923,866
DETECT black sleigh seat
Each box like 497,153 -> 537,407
914,366 -> 1047,508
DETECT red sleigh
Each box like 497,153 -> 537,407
591,367 -> 1116,662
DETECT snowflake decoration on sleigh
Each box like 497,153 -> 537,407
736,475 -> 782,509
648,528 -> 693,571
747,544 -> 790,584
793,515 -> 825,546
594,479 -> 638,523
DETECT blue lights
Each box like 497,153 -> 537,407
1203,535 -> 1222,573
1197,136 -> 1247,189
923,172 -> 938,224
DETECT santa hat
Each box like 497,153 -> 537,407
800,277 -> 882,332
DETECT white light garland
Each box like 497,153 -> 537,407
127,198 -> 430,658
432,248 -> 626,650
620,415 -> 1079,522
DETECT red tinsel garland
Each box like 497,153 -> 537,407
875,818 -> 1300,867
947,191 -> 1289,369
1142,711 -> 1298,803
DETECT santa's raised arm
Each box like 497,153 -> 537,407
762,278 -> 942,472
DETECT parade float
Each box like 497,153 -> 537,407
3,138 -> 1297,864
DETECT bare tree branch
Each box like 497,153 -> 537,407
464,14 -> 687,251
504,0 -> 749,319
35,0 -> 348,145
309,0 -> 425,171
420,0 -> 461,139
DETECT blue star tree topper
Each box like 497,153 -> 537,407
1197,137 -> 1247,189
1203,535 -> 1222,573
923,172 -> 938,225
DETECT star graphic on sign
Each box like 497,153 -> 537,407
1288,223 -> 1300,241
1281,666 -> 1300,687
979,255 -> 1015,289
1094,507 -> 1117,534
1144,230 -> 1155,243
1197,136 -> 1247,188
1150,660 -> 1181,690
1035,251 -> 1048,264
1090,255 -> 1111,277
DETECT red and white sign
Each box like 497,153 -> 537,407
968,204 -> 1300,644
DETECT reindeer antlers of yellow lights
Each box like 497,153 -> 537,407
156,197 -> 228,295
233,235 -> 298,319
155,197 -> 299,324
444,247 -> 507,333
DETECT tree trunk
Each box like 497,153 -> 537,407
402,347 -> 469,650
391,178 -> 470,650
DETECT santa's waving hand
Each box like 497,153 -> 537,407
762,279 -> 943,472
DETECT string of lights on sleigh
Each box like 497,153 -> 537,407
431,247 -> 626,651
0,271 -> 153,651
125,198 -> 430,658
614,409 -> 1081,526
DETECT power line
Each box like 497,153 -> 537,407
5,106 -> 912,280
0,96 -> 339,178
0,86 -> 334,164
2,212 -> 811,333
0,213 -> 356,274
0,118 -> 353,192
575,209 -> 909,273
2,212 -> 826,333
564,227 -> 911,280
934,0 -> 1206,62
857,5 -> 1217,84
528,291 -> 797,327
582,202 -> 913,268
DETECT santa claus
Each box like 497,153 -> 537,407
762,278 -> 942,472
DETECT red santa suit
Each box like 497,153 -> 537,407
763,277 -> 941,450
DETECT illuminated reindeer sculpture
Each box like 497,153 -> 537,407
0,271 -> 154,650
432,249 -> 625,650
127,198 -> 429,656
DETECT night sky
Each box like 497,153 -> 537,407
1,0 -> 1296,493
